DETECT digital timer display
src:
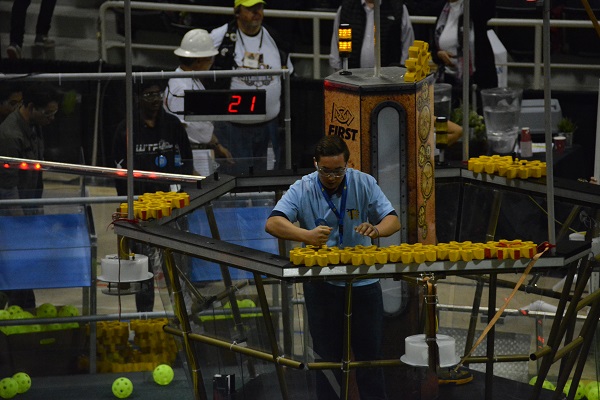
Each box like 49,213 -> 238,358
184,89 -> 267,122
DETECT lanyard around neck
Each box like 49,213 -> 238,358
317,175 -> 348,246
238,27 -> 264,53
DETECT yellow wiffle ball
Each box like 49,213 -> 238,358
112,377 -> 133,398
153,364 -> 174,386
12,372 -> 31,394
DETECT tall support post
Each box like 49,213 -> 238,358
340,282 -> 354,400
542,0 -> 556,248
462,0 -> 471,161
373,0 -> 381,77
164,249 -> 207,400
595,79 -> 600,180
423,277 -> 440,399
463,277 -> 484,366
205,203 -> 257,377
485,274 -> 497,399
124,0 -> 134,220
529,260 -> 579,400
254,273 -> 290,400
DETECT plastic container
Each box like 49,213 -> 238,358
520,127 -> 533,158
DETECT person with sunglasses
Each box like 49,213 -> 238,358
0,82 -> 60,309
265,134 -> 400,399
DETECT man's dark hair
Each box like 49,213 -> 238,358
136,79 -> 166,93
22,82 -> 60,109
0,82 -> 22,103
315,135 -> 350,162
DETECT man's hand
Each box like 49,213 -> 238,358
214,143 -> 235,165
437,50 -> 455,67
266,216 -> 333,247
354,223 -> 379,239
306,225 -> 333,247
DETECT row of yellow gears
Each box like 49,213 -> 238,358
95,321 -> 129,343
289,240 -> 538,267
130,318 -> 170,336
94,319 -> 177,372
119,191 -> 190,221
468,155 -> 547,179
131,319 -> 177,352
404,40 -> 432,82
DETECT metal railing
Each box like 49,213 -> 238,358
98,1 -> 600,88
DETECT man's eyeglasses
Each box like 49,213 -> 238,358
35,108 -> 58,118
316,163 -> 347,178
141,91 -> 164,101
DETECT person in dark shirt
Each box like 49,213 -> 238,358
0,83 -> 23,125
112,79 -> 193,312
0,82 -> 60,309
112,80 -> 193,196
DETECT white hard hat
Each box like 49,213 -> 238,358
174,29 -> 218,58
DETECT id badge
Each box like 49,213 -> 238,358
243,51 -> 261,69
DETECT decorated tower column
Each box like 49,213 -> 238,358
323,41 -> 435,244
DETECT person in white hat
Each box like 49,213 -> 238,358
209,0 -> 293,174
164,29 -> 233,163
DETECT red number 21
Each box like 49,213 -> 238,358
228,95 -> 242,113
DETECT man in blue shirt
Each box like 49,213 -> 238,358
265,135 -> 400,399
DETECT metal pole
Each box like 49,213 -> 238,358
340,282 -> 354,400
595,79 -> 600,180
1,69 -> 288,82
543,0 -> 556,248
374,0 -> 381,77
124,0 -> 134,221
164,250 -> 207,400
485,274 -> 497,399
462,0 -> 471,162
91,60 -> 103,166
284,68 -> 292,169
313,17 -> 321,79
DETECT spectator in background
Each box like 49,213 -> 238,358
210,0 -> 293,174
0,82 -> 58,214
404,0 -> 446,42
0,82 -> 60,309
7,0 -> 57,59
112,80 -> 193,312
164,29 -> 233,167
329,0 -> 415,70
112,80 -> 194,196
432,0 -> 497,95
0,83 -> 23,124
